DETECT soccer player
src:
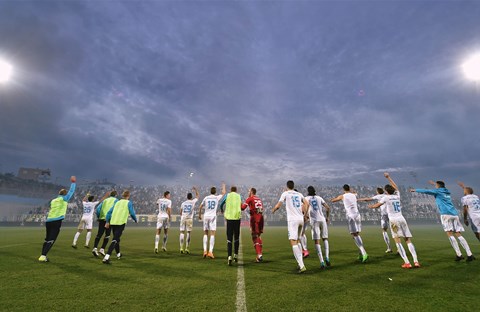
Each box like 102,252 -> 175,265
305,185 -> 331,268
369,173 -> 420,269
331,184 -> 369,263
272,180 -> 309,273
38,176 -> 76,262
358,187 -> 393,253
242,187 -> 265,262
198,185 -> 225,258
179,186 -> 199,254
92,191 -> 118,257
411,180 -> 475,261
219,184 -> 243,266
155,191 -> 172,253
458,181 -> 480,242
72,191 -> 109,249
102,190 -> 137,264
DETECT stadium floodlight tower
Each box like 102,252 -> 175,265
462,53 -> 480,91
0,59 -> 13,84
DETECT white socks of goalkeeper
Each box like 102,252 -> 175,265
180,233 -> 185,249
292,244 -> 305,268
86,232 -> 91,246
315,244 -> 324,263
73,232 -> 81,245
454,236 -> 473,256
353,236 -> 367,256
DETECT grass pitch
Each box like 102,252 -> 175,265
0,224 -> 479,311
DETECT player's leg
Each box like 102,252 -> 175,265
100,226 -> 111,255
311,222 -> 324,267
233,220 -> 240,261
300,223 -> 309,258
72,226 -> 83,248
103,224 -> 124,263
203,221 -> 209,257
382,215 -> 392,253
446,231 -> 463,259
185,220 -> 192,253
226,220 -> 234,265
40,221 -> 55,260
404,237 -> 419,267
394,237 -> 411,268
85,218 -> 93,247
42,220 -> 63,258
455,232 -> 474,260
350,216 -> 367,261
320,220 -> 330,265
255,217 -> 264,261
208,218 -> 217,258
154,221 -> 161,253
179,224 -> 185,253
162,225 -> 169,251
290,221 -> 306,272
93,220 -> 106,252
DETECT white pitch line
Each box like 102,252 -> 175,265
236,237 -> 247,312
0,243 -> 28,249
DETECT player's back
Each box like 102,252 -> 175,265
157,198 -> 171,218
342,193 -> 359,217
246,195 -> 264,216
383,193 -> 403,220
181,198 -> 198,218
280,190 -> 304,221
202,194 -> 223,218
372,194 -> 387,215
462,194 -> 480,217
306,195 -> 325,221
82,201 -> 98,217
434,188 -> 457,216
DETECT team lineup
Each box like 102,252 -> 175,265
38,172 -> 479,273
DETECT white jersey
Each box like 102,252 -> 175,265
461,194 -> 480,218
379,192 -> 403,220
181,198 -> 198,219
157,198 -> 172,218
372,194 -> 387,215
279,190 -> 305,222
82,201 -> 99,218
201,194 -> 223,218
305,195 -> 326,221
342,193 -> 359,218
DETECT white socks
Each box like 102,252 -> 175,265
155,234 -> 160,248
73,232 -> 80,245
383,231 -> 391,249
180,233 -> 185,249
186,233 -> 191,248
292,244 -> 305,268
353,236 -> 367,256
407,243 -> 418,263
448,236 -> 462,256
300,234 -> 307,251
396,243 -> 409,264
203,235 -> 208,252
86,232 -> 91,246
315,244 -> 324,263
163,235 -> 168,248
209,236 -> 215,252
324,240 -> 330,259
457,236 -> 472,256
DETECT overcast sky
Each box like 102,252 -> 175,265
0,1 -> 479,190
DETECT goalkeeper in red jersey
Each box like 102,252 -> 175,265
242,187 -> 265,262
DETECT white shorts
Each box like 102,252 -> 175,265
78,216 -> 93,230
468,216 -> 480,233
156,217 -> 169,230
311,219 -> 328,239
389,217 -> 412,238
347,214 -> 362,234
287,220 -> 304,241
441,215 -> 464,232
180,218 -> 193,232
380,214 -> 389,231
203,216 -> 217,231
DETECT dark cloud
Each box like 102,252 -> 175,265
1,1 -> 480,190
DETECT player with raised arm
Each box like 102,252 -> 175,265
155,191 -> 172,253
38,176 -> 76,262
179,187 -> 199,254
72,191 -> 109,249
358,188 -> 392,253
102,190 -> 137,264
305,186 -> 331,268
331,184 -> 368,263
411,181 -> 475,261
458,181 -> 480,242
92,191 -> 118,257
369,173 -> 420,269
272,180 -> 309,273
242,187 -> 265,263
198,185 -> 226,259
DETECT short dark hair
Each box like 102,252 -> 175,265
436,181 -> 445,188
110,191 -> 118,197
465,187 -> 474,195
343,184 -> 350,191
250,188 -> 257,195
164,191 -> 170,197
187,192 -> 193,200
231,186 -> 237,192
376,188 -> 384,194
384,184 -> 396,195
307,186 -> 316,196
122,190 -> 130,198
88,195 -> 95,202
210,187 -> 217,195
286,180 -> 294,190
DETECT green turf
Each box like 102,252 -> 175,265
0,225 -> 479,311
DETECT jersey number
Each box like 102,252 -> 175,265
292,196 -> 301,209
207,200 -> 216,210
392,201 -> 401,213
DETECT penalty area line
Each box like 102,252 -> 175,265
236,236 -> 247,312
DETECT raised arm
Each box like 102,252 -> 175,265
198,201 -> 204,220
384,172 -> 398,191
457,181 -> 466,190
63,176 -> 77,201
221,182 -> 226,195
357,197 -> 374,202
330,194 -> 343,203
193,186 -> 199,199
